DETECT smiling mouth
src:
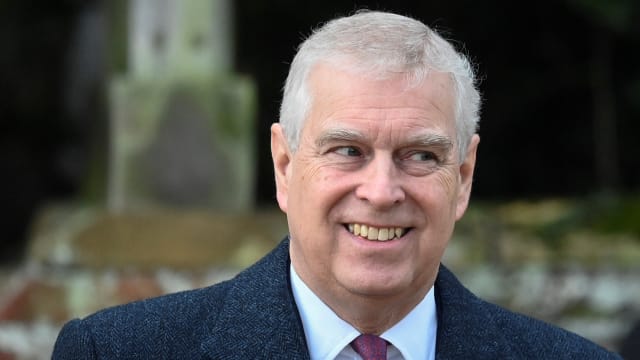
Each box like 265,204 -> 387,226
345,223 -> 410,241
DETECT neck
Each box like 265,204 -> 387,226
328,287 -> 430,334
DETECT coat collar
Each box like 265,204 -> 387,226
201,238 -> 310,359
434,265 -> 502,359
199,238 -> 498,359
197,237 -> 506,359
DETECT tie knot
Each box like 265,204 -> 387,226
351,334 -> 387,360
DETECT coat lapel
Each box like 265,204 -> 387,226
434,265 -> 503,359
201,238 -> 310,359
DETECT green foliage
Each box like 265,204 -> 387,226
568,0 -> 636,32
532,195 -> 640,242
107,0 -> 129,74
455,196 -> 640,267
592,195 -> 640,236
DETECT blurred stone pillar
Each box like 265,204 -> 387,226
108,0 -> 255,211
28,0 -> 282,271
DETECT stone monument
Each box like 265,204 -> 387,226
28,0 -> 286,269
109,0 -> 255,211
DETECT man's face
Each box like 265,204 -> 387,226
272,63 -> 479,308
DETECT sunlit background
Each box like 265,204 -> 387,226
0,0 -> 639,358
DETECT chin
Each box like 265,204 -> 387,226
341,271 -> 411,297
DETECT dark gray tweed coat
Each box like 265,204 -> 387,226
52,238 -> 621,359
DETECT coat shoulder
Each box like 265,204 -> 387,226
53,278 -> 233,359
52,239 -> 297,359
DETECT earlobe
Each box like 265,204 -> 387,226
271,123 -> 291,213
455,134 -> 480,220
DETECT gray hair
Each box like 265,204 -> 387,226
279,10 -> 481,162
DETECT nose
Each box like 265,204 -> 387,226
354,154 -> 405,208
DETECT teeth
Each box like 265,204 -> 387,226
346,224 -> 407,241
367,227 -> 378,240
378,228 -> 389,241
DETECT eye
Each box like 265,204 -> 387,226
407,151 -> 438,162
334,146 -> 362,157
400,150 -> 442,176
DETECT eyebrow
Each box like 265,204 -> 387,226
315,128 -> 365,148
405,133 -> 454,152
315,128 -> 454,153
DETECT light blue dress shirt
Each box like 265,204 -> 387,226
291,265 -> 437,360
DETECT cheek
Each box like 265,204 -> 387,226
297,156 -> 353,189
434,169 -> 460,201
289,160 -> 350,213
413,171 -> 460,217
298,162 -> 326,185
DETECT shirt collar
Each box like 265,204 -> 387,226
291,265 -> 437,360
381,285 -> 437,360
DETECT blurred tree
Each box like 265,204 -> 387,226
567,0 -> 639,193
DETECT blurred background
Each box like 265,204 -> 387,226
0,0 -> 639,358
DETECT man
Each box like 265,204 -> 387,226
53,11 -> 621,359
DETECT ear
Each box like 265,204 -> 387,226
271,123 -> 292,213
455,134 -> 480,220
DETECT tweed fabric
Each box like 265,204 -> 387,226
352,334 -> 387,360
52,237 -> 622,359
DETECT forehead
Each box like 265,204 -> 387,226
304,63 -> 456,141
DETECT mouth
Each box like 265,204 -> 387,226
344,223 -> 411,242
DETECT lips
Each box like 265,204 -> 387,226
346,223 -> 408,241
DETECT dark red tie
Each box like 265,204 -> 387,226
351,334 -> 387,360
